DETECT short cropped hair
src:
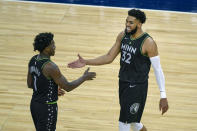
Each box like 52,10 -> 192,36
33,32 -> 54,52
128,9 -> 146,24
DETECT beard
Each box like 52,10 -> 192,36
50,50 -> 55,56
125,26 -> 138,36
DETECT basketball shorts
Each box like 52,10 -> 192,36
30,100 -> 58,131
119,79 -> 148,123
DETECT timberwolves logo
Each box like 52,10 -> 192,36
130,103 -> 140,114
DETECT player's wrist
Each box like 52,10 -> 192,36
160,91 -> 166,98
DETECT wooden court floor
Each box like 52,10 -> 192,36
0,0 -> 197,131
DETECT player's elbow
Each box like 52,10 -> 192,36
106,59 -> 113,64
27,85 -> 33,89
27,81 -> 32,89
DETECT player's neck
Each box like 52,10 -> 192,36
39,53 -> 50,59
131,29 -> 144,39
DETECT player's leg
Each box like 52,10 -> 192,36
133,82 -> 148,131
140,125 -> 147,131
119,80 -> 148,131
138,82 -> 148,131
119,122 -> 147,131
119,82 -> 145,123
119,121 -> 131,131
47,103 -> 58,131
132,81 -> 148,131
33,102 -> 58,131
30,100 -> 39,130
119,80 -> 142,131
35,102 -> 49,131
131,123 -> 147,131
39,103 -> 57,131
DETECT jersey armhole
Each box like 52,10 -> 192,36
140,36 -> 150,57
41,60 -> 52,80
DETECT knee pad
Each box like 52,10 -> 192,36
119,121 -> 131,131
130,123 -> 143,131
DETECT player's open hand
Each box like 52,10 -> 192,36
83,67 -> 96,80
68,54 -> 86,68
159,98 -> 169,115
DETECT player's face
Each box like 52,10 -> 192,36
48,40 -> 56,56
125,16 -> 138,35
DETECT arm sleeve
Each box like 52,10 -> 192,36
150,56 -> 166,98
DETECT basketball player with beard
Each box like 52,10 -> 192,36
68,9 -> 169,131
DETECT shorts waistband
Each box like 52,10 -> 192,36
46,101 -> 57,104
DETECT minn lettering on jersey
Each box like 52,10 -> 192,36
121,44 -> 137,54
30,66 -> 40,76
121,43 -> 137,64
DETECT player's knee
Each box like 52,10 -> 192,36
130,122 -> 144,131
119,121 -> 147,131
119,121 -> 131,131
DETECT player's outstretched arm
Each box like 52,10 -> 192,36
44,62 -> 96,92
67,31 -> 124,68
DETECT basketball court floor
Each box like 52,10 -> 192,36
0,0 -> 197,130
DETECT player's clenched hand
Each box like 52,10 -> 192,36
159,98 -> 169,115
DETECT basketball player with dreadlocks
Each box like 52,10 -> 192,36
27,32 -> 96,131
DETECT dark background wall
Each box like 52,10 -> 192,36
25,0 -> 197,13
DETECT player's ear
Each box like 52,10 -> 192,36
137,21 -> 142,28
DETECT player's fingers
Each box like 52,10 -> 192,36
68,62 -> 78,68
67,64 -> 72,68
90,72 -> 96,76
162,108 -> 166,115
78,54 -> 82,59
162,106 -> 168,115
59,88 -> 65,93
67,62 -> 74,67
85,67 -> 90,73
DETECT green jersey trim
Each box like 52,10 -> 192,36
46,101 -> 57,104
130,32 -> 147,41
